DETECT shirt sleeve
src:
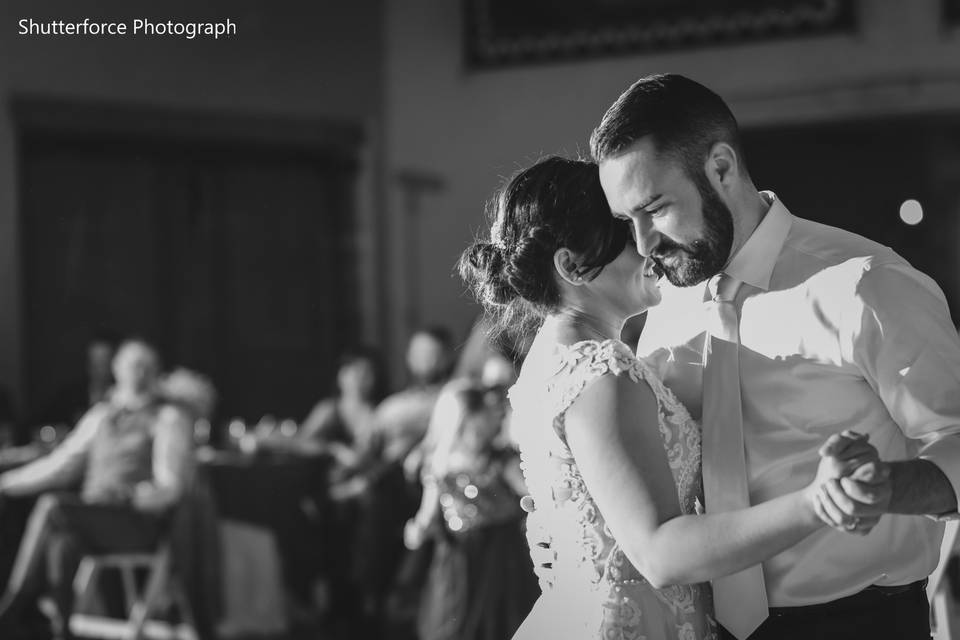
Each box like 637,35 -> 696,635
0,404 -> 104,496
849,261 -> 960,516
134,405 -> 195,513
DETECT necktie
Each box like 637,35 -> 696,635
701,273 -> 768,639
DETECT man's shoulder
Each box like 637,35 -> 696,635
784,216 -> 903,271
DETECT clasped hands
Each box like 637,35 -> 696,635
807,430 -> 892,536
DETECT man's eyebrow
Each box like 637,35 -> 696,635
631,194 -> 663,213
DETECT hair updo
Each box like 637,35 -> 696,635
458,156 -> 629,340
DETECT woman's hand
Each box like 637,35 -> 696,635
404,518 -> 427,550
326,442 -> 359,467
806,431 -> 888,535
329,476 -> 368,502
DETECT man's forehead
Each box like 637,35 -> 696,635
598,140 -> 670,210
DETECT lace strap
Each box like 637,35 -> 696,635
544,339 -> 650,421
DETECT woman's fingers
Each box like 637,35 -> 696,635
816,480 -> 883,535
816,481 -> 859,530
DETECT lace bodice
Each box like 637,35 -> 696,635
509,337 -> 715,640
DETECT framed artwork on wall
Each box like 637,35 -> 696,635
464,0 -> 857,69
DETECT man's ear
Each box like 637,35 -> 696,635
704,142 -> 740,192
554,248 -> 585,286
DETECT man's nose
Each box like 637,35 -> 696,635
633,218 -> 659,257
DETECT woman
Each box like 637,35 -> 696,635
405,380 -> 537,640
458,157 -> 877,639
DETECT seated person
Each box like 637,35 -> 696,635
0,339 -> 194,639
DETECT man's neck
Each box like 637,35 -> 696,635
111,389 -> 154,411
726,188 -> 772,267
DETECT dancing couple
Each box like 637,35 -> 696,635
459,74 -> 960,639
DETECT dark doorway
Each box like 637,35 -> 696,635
742,114 -> 960,319
18,106 -> 363,429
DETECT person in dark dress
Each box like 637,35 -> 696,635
405,381 -> 537,640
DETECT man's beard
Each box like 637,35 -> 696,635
652,176 -> 734,287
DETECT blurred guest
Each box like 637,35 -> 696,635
32,330 -> 118,428
404,381 -> 536,640
0,339 -> 194,639
332,327 -> 455,491
159,367 -> 218,424
377,326 -> 455,464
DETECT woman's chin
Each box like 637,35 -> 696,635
642,288 -> 663,310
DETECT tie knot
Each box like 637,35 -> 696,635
709,273 -> 740,303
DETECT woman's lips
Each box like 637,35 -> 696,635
642,260 -> 664,279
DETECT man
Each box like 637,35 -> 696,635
587,73 -> 960,639
0,339 -> 194,639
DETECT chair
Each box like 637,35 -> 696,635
68,538 -> 199,640
65,471 -> 220,640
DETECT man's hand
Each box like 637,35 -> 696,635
810,431 -> 890,535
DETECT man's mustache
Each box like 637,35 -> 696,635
651,240 -> 694,264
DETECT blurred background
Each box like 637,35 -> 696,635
0,0 -> 959,638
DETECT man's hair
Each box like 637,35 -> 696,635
114,337 -> 162,368
589,74 -> 749,182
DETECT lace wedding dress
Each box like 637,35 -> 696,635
509,331 -> 717,640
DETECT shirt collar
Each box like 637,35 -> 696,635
723,191 -> 793,291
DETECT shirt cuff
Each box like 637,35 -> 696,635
919,436 -> 960,520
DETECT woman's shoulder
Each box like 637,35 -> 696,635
512,336 -> 653,421
552,339 -> 650,394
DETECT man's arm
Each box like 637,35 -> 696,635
829,262 -> 960,521
888,459 -> 957,515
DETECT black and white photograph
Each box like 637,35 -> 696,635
1,1 -> 960,639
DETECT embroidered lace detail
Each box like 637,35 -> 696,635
509,338 -> 716,640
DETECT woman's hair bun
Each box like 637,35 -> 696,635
461,241 -> 517,307
502,225 -> 556,304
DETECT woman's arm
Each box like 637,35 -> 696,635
564,373 -> 826,588
404,475 -> 440,550
257,400 -> 338,457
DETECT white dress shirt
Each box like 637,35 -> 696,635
637,192 -> 960,607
